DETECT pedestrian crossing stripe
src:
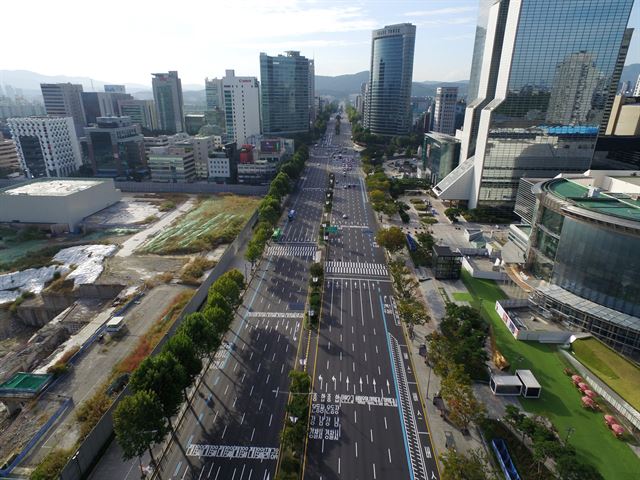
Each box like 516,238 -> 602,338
266,245 -> 316,257
324,261 -> 388,277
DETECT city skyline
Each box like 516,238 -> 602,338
2,0 -> 638,87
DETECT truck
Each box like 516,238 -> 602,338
288,209 -> 296,221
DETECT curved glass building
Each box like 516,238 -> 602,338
525,173 -> 640,358
364,23 -> 416,137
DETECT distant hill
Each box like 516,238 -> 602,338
315,70 -> 469,99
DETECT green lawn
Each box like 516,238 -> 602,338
572,337 -> 640,412
451,292 -> 474,302
461,271 -> 640,480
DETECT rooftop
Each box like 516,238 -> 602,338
0,372 -> 52,394
544,177 -> 640,224
516,370 -> 541,389
1,179 -> 103,197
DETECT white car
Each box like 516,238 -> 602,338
342,214 -> 348,219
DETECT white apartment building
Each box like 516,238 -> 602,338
185,136 -> 215,179
7,116 -> 82,178
432,87 -> 458,136
222,70 -> 261,145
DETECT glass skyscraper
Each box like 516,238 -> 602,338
364,23 -> 416,137
434,0 -> 635,210
152,71 -> 185,134
259,51 -> 311,135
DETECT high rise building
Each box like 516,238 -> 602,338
118,99 -> 157,130
83,116 -> 145,177
104,85 -> 126,93
363,23 -> 416,136
309,60 -> 316,122
434,0 -> 635,210
152,71 -> 184,134
82,92 -> 117,124
222,70 -> 261,145
40,83 -> 87,136
432,87 -> 458,135
205,77 -> 223,111
7,116 -> 82,178
634,74 -> 640,97
0,136 -> 21,176
260,51 -> 311,135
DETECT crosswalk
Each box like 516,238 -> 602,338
266,244 -> 316,258
325,261 -> 388,277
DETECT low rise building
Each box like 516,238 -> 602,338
236,139 -> 288,185
432,245 -> 462,279
185,114 -> 206,135
190,136 -> 215,179
513,171 -> 640,359
118,99 -> 157,130
0,178 -> 121,230
148,146 -> 195,183
422,132 -> 460,185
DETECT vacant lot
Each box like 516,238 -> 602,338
461,271 -> 640,480
572,337 -> 640,412
139,194 -> 260,255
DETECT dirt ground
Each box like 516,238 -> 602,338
99,254 -> 189,286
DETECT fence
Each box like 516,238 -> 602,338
57,210 -> 259,480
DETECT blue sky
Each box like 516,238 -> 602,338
2,0 -> 638,85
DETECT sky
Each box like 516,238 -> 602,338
2,0 -> 639,86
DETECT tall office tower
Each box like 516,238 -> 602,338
363,23 -> 416,136
205,77 -> 223,110
260,51 -> 311,135
7,116 -> 82,178
40,83 -> 87,136
434,0 -> 635,210
82,92 -> 117,124
118,100 -> 157,130
84,116 -> 145,177
104,85 -> 126,93
221,70 -> 261,145
309,59 -> 316,122
152,71 -> 184,134
432,87 -> 458,135
634,74 -> 640,97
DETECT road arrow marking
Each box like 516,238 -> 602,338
373,379 -> 377,393
386,379 -> 391,394
332,376 -> 336,389
319,375 -> 323,390
346,377 -> 350,390
359,377 -> 363,392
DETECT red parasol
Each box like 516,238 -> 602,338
571,375 -> 583,384
604,415 -> 616,425
581,396 -> 595,406
578,382 -> 589,391
611,424 -> 624,436
584,389 -> 597,398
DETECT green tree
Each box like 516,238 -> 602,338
165,333 -> 202,385
180,312 -> 221,358
440,364 -> 486,430
375,226 -> 406,254
309,262 -> 324,278
440,449 -> 494,480
223,269 -> 246,290
113,390 -> 168,472
210,276 -> 241,309
129,353 -> 187,425
245,240 -> 264,265
397,298 -> 429,324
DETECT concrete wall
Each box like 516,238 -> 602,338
114,181 -> 268,195
462,257 -> 507,280
58,210 -> 259,480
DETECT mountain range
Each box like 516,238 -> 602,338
1,64 -> 639,102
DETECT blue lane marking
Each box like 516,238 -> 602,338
379,294 -> 415,480
174,461 -> 182,476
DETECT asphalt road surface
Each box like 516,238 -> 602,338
302,119 -> 440,480
90,138 -> 331,480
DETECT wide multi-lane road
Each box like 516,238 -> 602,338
302,119 -> 440,480
90,139 -> 332,480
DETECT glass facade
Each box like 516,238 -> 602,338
479,0 -> 634,206
260,52 -> 310,135
423,133 -> 460,184
552,218 -> 640,317
364,24 -> 415,136
152,72 -> 184,134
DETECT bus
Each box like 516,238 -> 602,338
288,209 -> 296,221
272,228 -> 282,242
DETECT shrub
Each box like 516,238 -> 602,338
30,449 -> 73,480
180,257 -> 216,284
159,200 -> 176,212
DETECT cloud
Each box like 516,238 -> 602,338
415,16 -> 476,27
